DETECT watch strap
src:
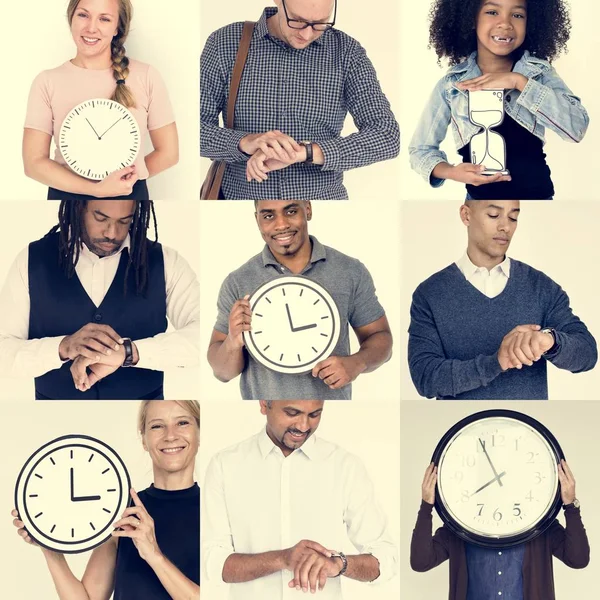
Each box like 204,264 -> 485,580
541,327 -> 558,355
301,141 -> 314,164
331,551 -> 348,577
122,338 -> 134,367
563,498 -> 580,510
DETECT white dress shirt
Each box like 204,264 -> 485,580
0,235 -> 199,378
456,251 -> 511,299
202,429 -> 398,600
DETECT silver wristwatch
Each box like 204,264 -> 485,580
330,551 -> 348,577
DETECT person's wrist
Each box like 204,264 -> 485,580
131,342 -> 139,365
58,337 -> 69,361
349,353 -> 368,377
514,74 -> 528,92
144,548 -> 166,568
225,333 -> 244,352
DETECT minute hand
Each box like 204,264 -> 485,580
479,438 -> 503,487
98,117 -> 123,139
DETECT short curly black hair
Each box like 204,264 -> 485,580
428,0 -> 571,65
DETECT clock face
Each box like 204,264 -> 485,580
433,410 -> 562,548
243,276 -> 341,374
15,435 -> 131,554
59,98 -> 141,180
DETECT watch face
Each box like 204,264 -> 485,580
242,276 -> 341,374
432,410 -> 563,548
59,98 -> 141,180
15,435 -> 131,554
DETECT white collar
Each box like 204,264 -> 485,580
457,251 -> 511,278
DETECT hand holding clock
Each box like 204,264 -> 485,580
111,489 -> 163,564
558,460 -> 577,505
227,295 -> 252,350
11,509 -> 39,547
93,165 -> 139,198
422,463 -> 438,505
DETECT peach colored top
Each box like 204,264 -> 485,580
24,59 -> 175,180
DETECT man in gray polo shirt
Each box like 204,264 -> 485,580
207,200 -> 392,399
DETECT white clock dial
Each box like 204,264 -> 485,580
15,435 -> 130,554
59,98 -> 140,180
243,276 -> 341,374
437,416 -> 559,540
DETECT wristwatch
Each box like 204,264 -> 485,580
300,140 -> 314,164
330,551 -> 348,577
122,338 -> 134,367
540,327 -> 558,355
563,498 -> 581,510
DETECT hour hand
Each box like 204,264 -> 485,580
292,323 -> 317,332
72,494 -> 102,502
470,471 -> 507,497
85,118 -> 101,139
285,303 -> 295,331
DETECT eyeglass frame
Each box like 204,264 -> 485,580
280,0 -> 337,31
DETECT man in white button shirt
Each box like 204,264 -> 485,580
0,200 -> 199,399
408,200 -> 596,400
202,400 -> 398,599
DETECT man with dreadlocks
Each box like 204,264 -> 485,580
0,200 -> 199,399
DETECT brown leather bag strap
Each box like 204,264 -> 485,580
225,21 -> 255,129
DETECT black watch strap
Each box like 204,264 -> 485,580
301,141 -> 314,164
122,338 -> 134,367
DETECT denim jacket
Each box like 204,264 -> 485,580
409,50 -> 589,187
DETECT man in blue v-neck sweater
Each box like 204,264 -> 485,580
408,201 -> 597,400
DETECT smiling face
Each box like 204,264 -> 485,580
80,200 -> 135,257
475,0 -> 527,61
141,401 -> 200,477
255,201 -> 312,260
272,0 -> 335,49
461,201 -> 520,267
69,0 -> 120,63
260,400 -> 324,456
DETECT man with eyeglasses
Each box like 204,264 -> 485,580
200,0 -> 400,199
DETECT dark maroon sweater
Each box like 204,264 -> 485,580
410,501 -> 589,600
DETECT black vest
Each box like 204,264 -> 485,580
29,233 -> 167,399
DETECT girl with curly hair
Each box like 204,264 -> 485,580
23,0 -> 179,201
409,0 -> 588,199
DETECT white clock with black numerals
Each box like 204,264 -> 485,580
432,410 -> 563,548
243,276 -> 341,374
15,435 -> 130,554
59,99 -> 140,180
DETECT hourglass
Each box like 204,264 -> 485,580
468,89 -> 509,175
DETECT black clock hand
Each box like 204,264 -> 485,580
478,438 -> 504,488
85,118 -> 101,140
470,471 -> 507,497
98,118 -> 123,140
70,467 -> 75,501
292,323 -> 318,332
72,494 -> 102,502
285,303 -> 295,331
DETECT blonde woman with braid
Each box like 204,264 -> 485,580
23,0 -> 179,200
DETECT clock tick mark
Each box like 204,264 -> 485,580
71,528 -> 75,538
35,474 -> 43,479
50,524 -> 56,534
102,508 -> 111,514
320,333 -> 328,337
34,512 -> 43,518
282,288 -> 286,296
265,297 -> 271,304
255,313 -> 263,317
88,454 -> 94,463
90,522 -> 96,531
299,289 -> 304,297
320,315 -> 329,320
101,468 -> 110,475
313,299 -> 320,305
297,354 -> 301,361
29,494 -> 39,498
50,457 -> 56,466
255,331 -> 262,334
312,346 -> 318,353
280,353 -> 284,361
263,345 -> 270,351
70,450 -> 73,460
107,489 -> 116,492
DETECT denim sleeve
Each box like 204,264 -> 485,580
319,42 -> 400,172
542,283 -> 597,373
408,287 -> 503,398
516,67 -> 589,143
200,31 -> 252,163
408,76 -> 452,187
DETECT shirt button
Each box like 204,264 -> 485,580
94,313 -> 102,322
498,571 -> 502,575
498,593 -> 502,596
498,551 -> 502,556
506,94 -> 511,102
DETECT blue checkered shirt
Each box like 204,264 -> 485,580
200,7 -> 400,199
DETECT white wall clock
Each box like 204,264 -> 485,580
15,434 -> 131,554
243,276 -> 341,374
59,98 -> 140,180
431,410 -> 563,548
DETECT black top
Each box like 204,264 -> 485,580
28,232 -> 167,400
459,111 -> 554,199
113,483 -> 200,600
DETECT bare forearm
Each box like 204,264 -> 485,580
42,550 -> 91,600
144,149 -> 179,178
354,331 -> 393,374
147,554 -> 199,600
344,554 -> 381,583
222,550 -> 285,583
431,162 -> 455,181
24,157 -> 96,195
207,337 -> 245,382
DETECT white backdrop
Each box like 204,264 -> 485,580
200,399 -> 400,600
0,0 -> 200,201
400,200 -> 600,400
401,401 -> 600,599
0,201 -> 200,400
398,0 -> 600,201
200,0 -> 401,201
198,200 -> 401,401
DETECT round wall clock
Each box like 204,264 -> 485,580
59,98 -> 140,180
242,276 -> 341,374
15,434 -> 131,554
431,410 -> 563,549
